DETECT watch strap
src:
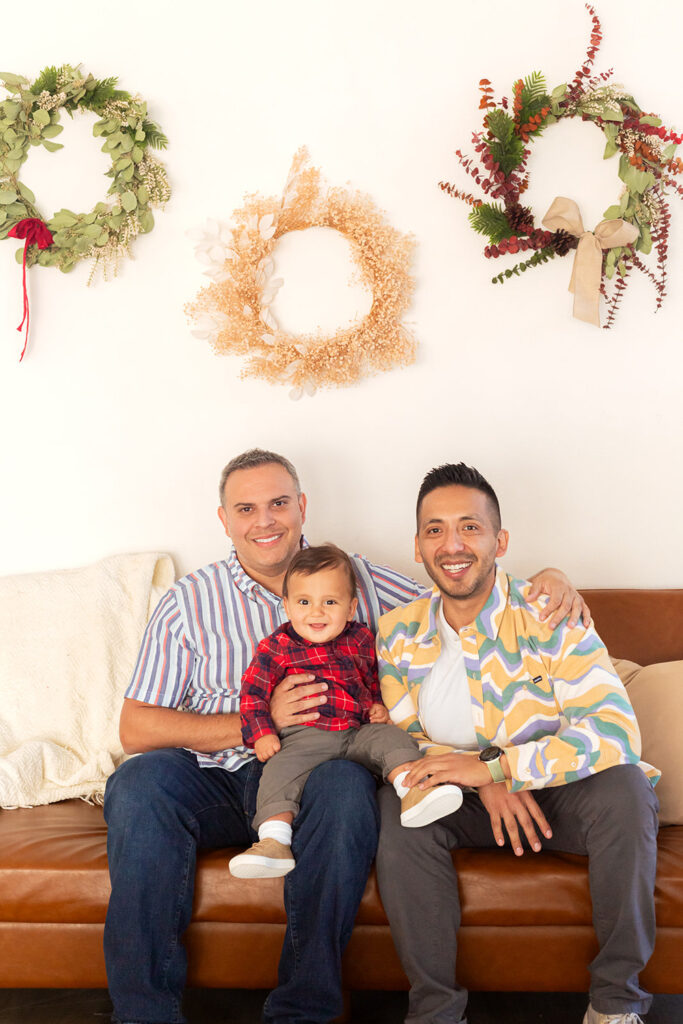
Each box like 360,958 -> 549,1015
484,756 -> 505,784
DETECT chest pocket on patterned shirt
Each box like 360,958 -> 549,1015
507,666 -> 562,733
483,664 -> 556,725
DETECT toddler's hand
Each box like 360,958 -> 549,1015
254,734 -> 281,762
368,703 -> 390,724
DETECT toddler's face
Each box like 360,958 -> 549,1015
284,566 -> 358,644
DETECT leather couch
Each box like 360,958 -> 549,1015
1,589 -> 681,994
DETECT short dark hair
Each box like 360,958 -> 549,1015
219,448 -> 301,505
283,544 -> 357,600
416,463 -> 501,531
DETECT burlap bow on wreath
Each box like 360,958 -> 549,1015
542,197 -> 639,327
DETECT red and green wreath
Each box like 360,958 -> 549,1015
440,5 -> 683,328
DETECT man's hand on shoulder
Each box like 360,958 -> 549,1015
254,733 -> 281,762
269,673 -> 328,731
527,567 -> 591,630
477,783 -> 552,857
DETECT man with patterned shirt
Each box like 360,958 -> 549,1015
103,449 -> 588,1024
375,462 -> 659,1024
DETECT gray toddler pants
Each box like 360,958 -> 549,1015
253,722 -> 419,829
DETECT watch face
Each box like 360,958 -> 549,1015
479,745 -> 502,762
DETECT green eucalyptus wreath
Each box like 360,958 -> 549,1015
0,64 -> 170,279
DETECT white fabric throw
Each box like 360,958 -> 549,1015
0,552 -> 175,808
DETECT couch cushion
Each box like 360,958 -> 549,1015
612,658 -> 683,826
0,553 -> 174,809
0,801 -> 109,923
1,800 -> 681,929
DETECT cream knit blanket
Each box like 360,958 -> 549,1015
0,552 -> 174,808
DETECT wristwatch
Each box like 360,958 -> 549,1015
478,745 -> 505,783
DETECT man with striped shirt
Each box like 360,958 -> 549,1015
375,462 -> 659,1024
103,449 -> 587,1024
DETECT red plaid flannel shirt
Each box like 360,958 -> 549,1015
240,620 -> 381,747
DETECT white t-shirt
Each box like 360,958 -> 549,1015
417,602 -> 478,750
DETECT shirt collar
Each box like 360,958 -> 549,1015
414,588 -> 442,646
227,536 -> 309,602
473,565 -> 509,640
416,565 -> 509,643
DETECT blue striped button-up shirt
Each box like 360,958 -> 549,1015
125,542 -> 425,770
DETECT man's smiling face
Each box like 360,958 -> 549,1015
218,463 -> 307,589
415,484 -> 508,603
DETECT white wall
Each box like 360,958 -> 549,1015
1,0 -> 682,588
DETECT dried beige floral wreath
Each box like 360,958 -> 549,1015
186,148 -> 416,399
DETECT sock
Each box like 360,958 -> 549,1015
392,770 -> 410,799
258,820 -> 293,846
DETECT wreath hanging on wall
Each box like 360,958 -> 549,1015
186,148 -> 416,399
440,4 -> 682,328
0,64 -> 170,357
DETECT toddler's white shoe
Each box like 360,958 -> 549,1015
400,784 -> 463,827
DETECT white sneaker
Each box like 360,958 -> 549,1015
583,1005 -> 644,1024
400,783 -> 463,827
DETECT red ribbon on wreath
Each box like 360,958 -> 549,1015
8,217 -> 54,361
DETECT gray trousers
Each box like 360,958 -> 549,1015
376,764 -> 659,1024
253,722 -> 419,829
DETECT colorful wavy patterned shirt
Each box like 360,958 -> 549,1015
377,566 -> 659,791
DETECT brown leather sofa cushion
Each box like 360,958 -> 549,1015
2,800 -> 681,929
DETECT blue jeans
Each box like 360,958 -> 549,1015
104,748 -> 379,1024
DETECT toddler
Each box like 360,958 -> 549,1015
229,544 -> 462,878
